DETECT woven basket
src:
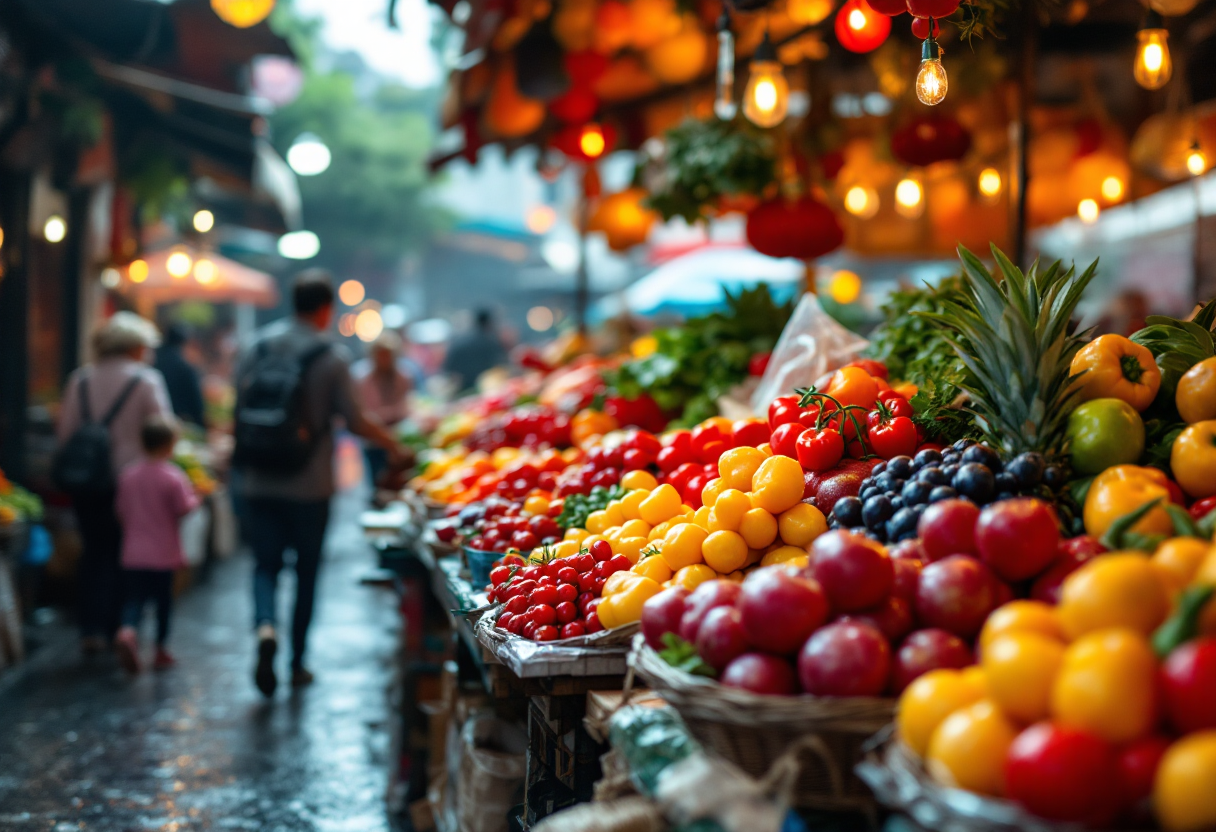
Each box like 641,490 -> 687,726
629,635 -> 894,813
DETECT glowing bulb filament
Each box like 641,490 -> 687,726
743,59 -> 789,128
1134,29 -> 1172,90
916,57 -> 948,106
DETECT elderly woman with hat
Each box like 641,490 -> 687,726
57,312 -> 175,654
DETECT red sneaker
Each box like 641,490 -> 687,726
153,647 -> 176,670
115,628 -> 141,674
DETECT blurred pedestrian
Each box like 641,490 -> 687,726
155,322 -> 207,428
56,312 -> 174,654
232,270 -> 413,697
113,417 -> 199,673
354,332 -> 412,485
442,308 -> 506,392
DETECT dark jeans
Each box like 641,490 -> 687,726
246,498 -> 331,670
121,569 -> 175,646
72,492 -> 123,640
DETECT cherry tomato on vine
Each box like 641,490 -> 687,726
768,395 -> 803,430
870,415 -> 918,459
797,406 -> 823,429
770,423 -> 807,458
796,428 -> 845,472
877,393 -> 914,420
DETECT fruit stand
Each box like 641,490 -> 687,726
372,235 -> 1216,832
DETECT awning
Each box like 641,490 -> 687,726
120,245 -> 280,308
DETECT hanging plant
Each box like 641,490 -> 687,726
640,117 -> 778,224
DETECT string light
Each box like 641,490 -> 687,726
978,168 -> 1002,198
1100,176 -> 1125,201
714,12 -> 737,120
828,270 -> 862,304
194,258 -> 218,285
1187,142 -> 1207,176
338,279 -> 366,306
915,27 -> 948,106
579,123 -> 607,159
1078,198 -> 1100,224
128,259 -> 149,283
844,185 -> 879,218
894,177 -> 924,218
44,215 -> 66,243
193,210 -> 215,233
1133,13 -> 1171,90
743,32 -> 789,128
166,251 -> 193,278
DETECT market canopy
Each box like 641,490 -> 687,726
118,246 -> 280,308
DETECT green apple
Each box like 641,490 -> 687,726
1067,398 -> 1145,475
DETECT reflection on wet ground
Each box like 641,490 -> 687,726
0,489 -> 400,831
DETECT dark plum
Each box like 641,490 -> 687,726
953,463 -> 996,504
886,456 -> 914,480
961,444 -> 1003,471
833,496 -> 864,527
862,495 -> 895,531
928,485 -> 959,503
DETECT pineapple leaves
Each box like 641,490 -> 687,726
915,245 -> 1098,458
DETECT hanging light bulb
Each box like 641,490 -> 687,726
1133,13 -> 1172,90
1078,198 -> 1100,224
1187,141 -> 1207,176
978,167 -> 1002,199
915,27 -> 948,106
894,177 -> 924,218
743,32 -> 789,128
715,12 -> 737,120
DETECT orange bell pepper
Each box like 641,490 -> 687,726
1171,421 -> 1216,499
1070,334 -> 1162,412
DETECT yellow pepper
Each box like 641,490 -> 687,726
632,552 -> 674,583
1177,357 -> 1216,424
1070,334 -> 1161,412
597,572 -> 662,629
1083,464 -> 1175,538
1171,421 -> 1216,499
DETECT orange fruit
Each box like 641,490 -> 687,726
1057,554 -> 1170,639
661,523 -> 708,570
749,455 -> 805,515
897,668 -> 986,756
717,446 -> 768,491
778,503 -> 828,547
671,563 -> 716,591
1154,731 -> 1216,832
702,530 -> 748,573
524,495 -> 551,515
981,633 -> 1064,724
978,600 -> 1064,653
1051,628 -> 1158,743
738,507 -> 779,549
926,699 -> 1018,796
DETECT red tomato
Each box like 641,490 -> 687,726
490,566 -> 512,586
877,391 -> 913,418
622,448 -> 652,470
655,446 -> 686,473
796,406 -> 822,429
732,419 -> 771,448
1190,495 -> 1216,520
869,415 -> 918,459
748,351 -> 772,376
585,611 -> 604,633
844,358 -> 889,378
683,474 -> 709,509
556,583 -> 578,603
533,624 -> 558,642
698,440 -> 728,464
555,601 -> 578,623
767,395 -> 803,430
1116,734 -> 1170,808
627,430 -> 662,456
589,539 -> 613,562
496,611 -> 514,630
530,604 -> 558,626
560,621 -> 587,639
770,423 -> 807,458
529,584 -> 559,607
1161,637 -> 1216,733
667,462 -> 701,494
1004,723 -> 1119,823
796,429 -> 845,472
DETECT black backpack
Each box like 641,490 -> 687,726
232,339 -> 330,475
52,375 -> 142,495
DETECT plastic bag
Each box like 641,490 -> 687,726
456,715 -> 526,832
750,294 -> 869,415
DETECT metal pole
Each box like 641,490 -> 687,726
0,168 -> 31,481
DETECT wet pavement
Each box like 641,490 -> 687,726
0,486 -> 401,831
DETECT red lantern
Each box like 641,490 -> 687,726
867,0 -> 908,15
553,122 -> 618,162
746,197 -> 844,260
890,115 -> 972,167
564,50 -> 610,86
551,87 -> 600,123
906,0 -> 959,17
835,0 -> 891,53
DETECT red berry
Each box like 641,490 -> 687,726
589,540 -> 613,562
529,585 -> 559,607
607,554 -> 633,575
561,622 -> 586,639
585,612 -> 603,633
533,625 -> 558,642
556,583 -> 578,603
557,566 -> 579,584
529,604 -> 558,626
555,601 -> 578,623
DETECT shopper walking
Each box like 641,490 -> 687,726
232,270 -> 411,697
354,331 -> 412,485
113,417 -> 199,673
155,322 -> 207,428
55,312 -> 174,654
442,308 -> 506,392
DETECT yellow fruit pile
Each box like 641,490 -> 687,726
898,547 -> 1216,831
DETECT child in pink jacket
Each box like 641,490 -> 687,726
114,418 -> 200,672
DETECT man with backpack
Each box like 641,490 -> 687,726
233,270 -> 411,697
56,313 -> 174,654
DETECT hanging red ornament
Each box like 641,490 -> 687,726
906,0 -> 960,18
746,197 -> 844,260
910,16 -> 939,38
551,87 -> 600,123
564,50 -> 610,86
834,0 -> 891,52
867,0 -> 908,16
553,122 -> 618,162
890,115 -> 972,167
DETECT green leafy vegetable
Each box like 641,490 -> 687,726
1131,299 -> 1216,422
604,286 -> 794,428
658,633 -> 716,678
557,485 -> 626,530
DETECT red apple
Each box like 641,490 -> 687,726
1030,541 -> 1102,605
695,606 -> 751,671
975,498 -> 1060,582
889,538 -> 927,561
890,628 -> 973,692
1115,734 -> 1170,810
720,653 -> 798,696
1160,636 -> 1216,733
678,580 -> 742,643
917,499 -> 980,561
738,568 -> 829,655
641,586 -> 689,650
1004,723 -> 1119,823
798,621 -> 890,697
839,597 -> 913,644
814,471 -> 867,515
807,530 -> 893,612
915,555 -> 1000,639
891,557 -> 922,606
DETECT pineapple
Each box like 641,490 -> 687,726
920,244 -> 1098,459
